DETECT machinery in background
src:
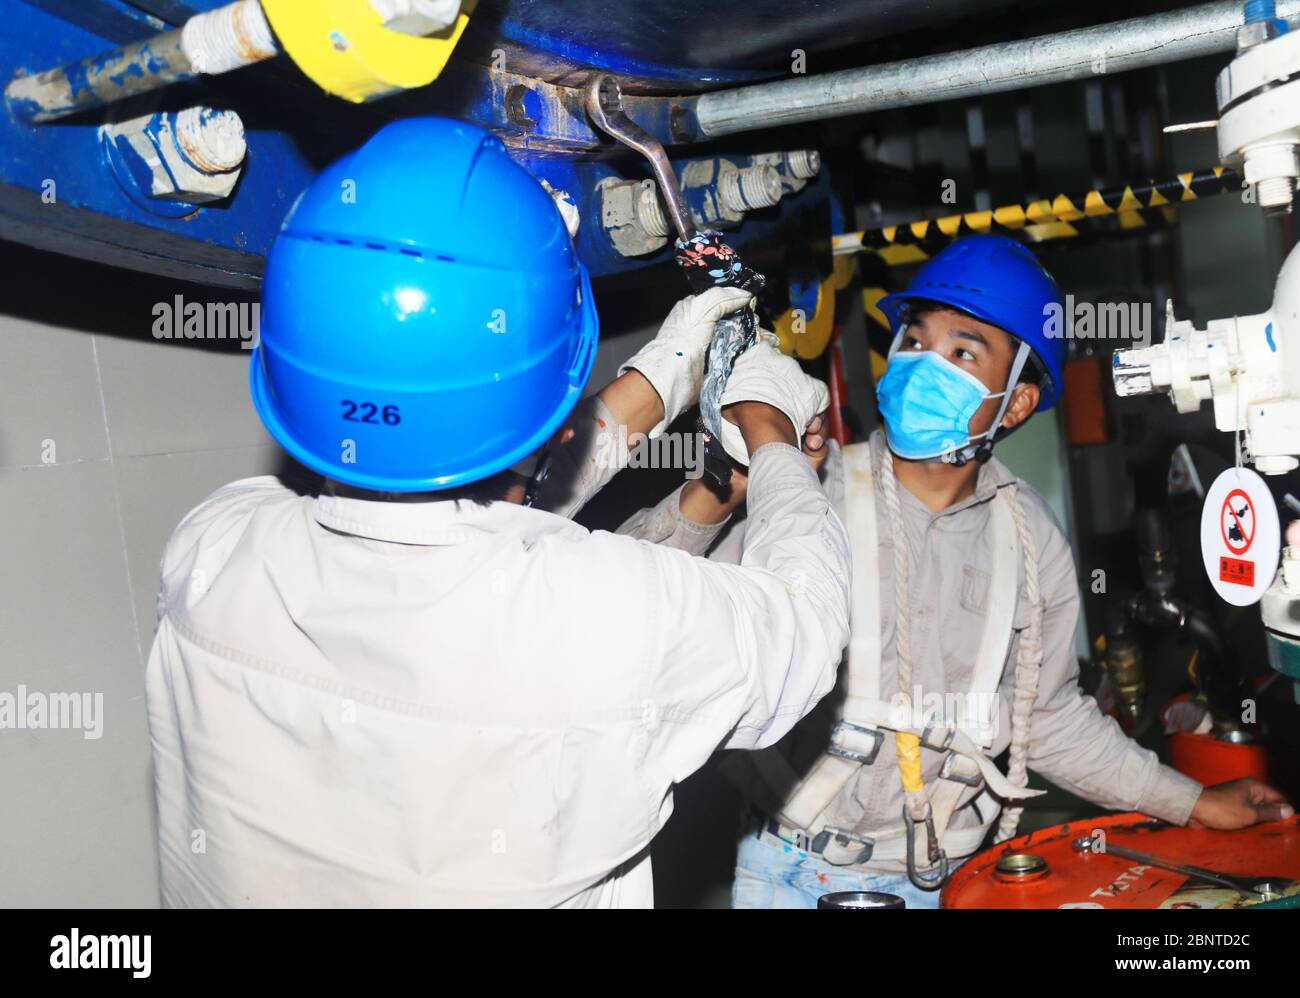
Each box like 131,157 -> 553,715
1097,504 -> 1297,796
1095,442 -> 1300,794
1111,2 -> 1300,702
1262,544 -> 1300,704
1102,509 -> 1242,738
1102,512 -> 1249,737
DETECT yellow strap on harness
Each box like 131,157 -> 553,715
895,731 -> 924,794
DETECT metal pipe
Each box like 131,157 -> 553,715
6,27 -> 194,123
6,0 -> 279,124
695,0 -> 1300,138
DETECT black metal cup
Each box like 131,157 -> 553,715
817,891 -> 906,909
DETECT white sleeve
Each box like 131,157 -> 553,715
530,394 -> 628,520
637,443 -> 850,774
614,484 -> 729,556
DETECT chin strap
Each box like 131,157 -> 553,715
515,445 -> 553,507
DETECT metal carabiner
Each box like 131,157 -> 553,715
903,806 -> 950,891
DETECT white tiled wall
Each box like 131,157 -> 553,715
0,260 -> 285,905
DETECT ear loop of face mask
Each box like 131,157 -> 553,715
964,341 -> 1031,462
886,327 -> 1031,465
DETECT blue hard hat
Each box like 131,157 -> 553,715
251,117 -> 598,492
878,235 -> 1065,410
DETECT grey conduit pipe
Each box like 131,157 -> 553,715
693,0 -> 1300,138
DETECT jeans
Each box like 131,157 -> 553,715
731,815 -> 948,910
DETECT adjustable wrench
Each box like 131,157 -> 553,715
1073,834 -> 1293,901
584,74 -> 765,487
584,74 -> 695,242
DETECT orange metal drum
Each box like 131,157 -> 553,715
941,813 -> 1300,909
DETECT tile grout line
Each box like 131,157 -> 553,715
5,438 -> 277,471
5,457 -> 113,471
89,333 -> 145,670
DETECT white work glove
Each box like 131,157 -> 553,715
717,329 -> 830,465
619,286 -> 756,437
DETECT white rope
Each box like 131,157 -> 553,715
879,448 -> 912,701
877,448 -> 932,823
878,443 -> 1047,844
878,449 -> 909,696
994,484 -> 1046,843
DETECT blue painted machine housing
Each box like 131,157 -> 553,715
0,0 -> 963,287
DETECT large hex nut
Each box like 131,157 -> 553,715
103,107 -> 245,205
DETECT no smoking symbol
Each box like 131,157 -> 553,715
1220,488 -> 1256,555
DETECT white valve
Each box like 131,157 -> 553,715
1216,27 -> 1300,214
1113,241 -> 1300,475
368,0 -> 460,36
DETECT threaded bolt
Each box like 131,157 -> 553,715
785,149 -> 821,180
175,106 -> 246,173
636,182 -> 671,238
180,0 -> 277,76
1257,175 -> 1297,214
1244,0 -> 1277,24
718,164 -> 782,213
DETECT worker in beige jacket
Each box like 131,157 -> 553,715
145,118 -> 849,908
619,235 -> 1293,908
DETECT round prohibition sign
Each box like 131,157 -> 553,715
1220,488 -> 1256,556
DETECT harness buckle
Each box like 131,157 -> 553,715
939,751 -> 985,788
827,720 -> 885,765
902,806 -> 950,891
919,721 -> 957,754
810,826 -> 875,864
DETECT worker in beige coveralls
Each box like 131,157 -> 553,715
617,235 -> 1293,909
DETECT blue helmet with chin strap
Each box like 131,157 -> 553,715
878,235 -> 1065,410
251,116 -> 598,493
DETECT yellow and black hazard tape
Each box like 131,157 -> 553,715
835,166 -> 1241,266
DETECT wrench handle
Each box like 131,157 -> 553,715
585,74 -> 695,242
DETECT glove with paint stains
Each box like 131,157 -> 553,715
674,231 -> 767,484
718,329 -> 830,466
619,285 -> 756,438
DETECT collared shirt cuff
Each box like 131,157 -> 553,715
745,442 -> 818,503
668,485 -> 732,537
1137,764 -> 1204,826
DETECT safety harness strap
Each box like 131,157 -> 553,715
842,442 -> 883,702
817,793 -> 992,866
764,441 -> 1041,867
759,442 -> 880,833
966,491 -> 1019,746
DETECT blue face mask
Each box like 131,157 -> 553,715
876,350 -> 1009,462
